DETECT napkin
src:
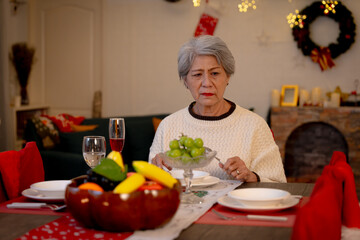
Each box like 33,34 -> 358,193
0,142 -> 44,201
291,151 -> 360,240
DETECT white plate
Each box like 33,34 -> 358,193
228,188 -> 291,207
171,170 -> 209,180
217,195 -> 300,213
30,180 -> 71,198
185,176 -> 220,187
22,188 -> 65,202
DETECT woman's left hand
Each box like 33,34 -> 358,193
220,156 -> 257,182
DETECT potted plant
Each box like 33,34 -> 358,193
9,42 -> 35,105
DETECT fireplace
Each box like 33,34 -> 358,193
285,121 -> 348,182
270,107 -> 360,188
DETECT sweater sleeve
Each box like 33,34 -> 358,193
249,119 -> 287,183
149,115 -> 175,163
148,120 -> 165,163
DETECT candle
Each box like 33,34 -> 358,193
299,90 -> 309,107
14,96 -> 21,107
330,92 -> 340,107
271,89 -> 280,107
311,87 -> 322,106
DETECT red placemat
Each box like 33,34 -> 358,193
195,197 -> 309,228
16,215 -> 133,240
0,196 -> 67,216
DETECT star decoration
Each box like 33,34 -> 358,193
292,53 -> 306,68
257,31 -> 270,46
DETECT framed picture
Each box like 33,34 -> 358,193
281,85 -> 299,107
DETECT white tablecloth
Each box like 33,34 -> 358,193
127,180 -> 242,240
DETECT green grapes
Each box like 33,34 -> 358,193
166,135 -> 206,163
194,138 -> 204,148
169,140 -> 180,150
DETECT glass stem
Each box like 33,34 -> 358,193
183,169 -> 193,194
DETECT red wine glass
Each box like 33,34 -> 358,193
109,118 -> 125,152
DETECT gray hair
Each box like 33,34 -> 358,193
177,35 -> 235,81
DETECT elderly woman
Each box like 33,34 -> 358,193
149,35 -> 286,183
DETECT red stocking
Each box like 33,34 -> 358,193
194,12 -> 218,37
194,3 -> 220,37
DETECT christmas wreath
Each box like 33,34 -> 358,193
292,1 -> 356,71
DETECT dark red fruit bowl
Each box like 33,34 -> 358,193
65,175 -> 181,232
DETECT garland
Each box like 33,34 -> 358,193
292,1 -> 356,71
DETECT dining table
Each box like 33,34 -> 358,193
0,181 -> 314,240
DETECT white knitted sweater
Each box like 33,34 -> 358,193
149,103 -> 287,183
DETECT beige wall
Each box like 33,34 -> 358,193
101,0 -> 360,119
0,0 -> 30,150
2,0 -> 360,150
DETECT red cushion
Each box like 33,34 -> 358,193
42,114 -> 85,132
0,142 -> 44,201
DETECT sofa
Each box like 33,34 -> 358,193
24,114 -> 168,180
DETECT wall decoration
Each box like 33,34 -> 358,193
192,0 -> 256,13
238,0 -> 257,13
291,1 -> 356,71
194,13 -> 218,37
287,9 -> 306,29
193,0 -> 201,7
194,3 -> 219,37
257,30 -> 270,46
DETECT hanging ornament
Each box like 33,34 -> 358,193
287,10 -> 306,29
238,0 -> 256,13
323,0 -> 338,14
193,0 -> 201,7
194,2 -> 219,37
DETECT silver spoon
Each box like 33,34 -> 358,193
211,209 -> 288,221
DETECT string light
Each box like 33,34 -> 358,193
238,0 -> 256,13
192,0 -> 258,13
193,0 -> 201,7
287,10 -> 307,29
322,0 -> 338,14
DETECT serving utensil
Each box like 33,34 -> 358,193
7,202 -> 67,211
212,209 -> 288,222
214,157 -> 224,167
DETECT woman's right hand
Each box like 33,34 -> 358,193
151,153 -> 172,171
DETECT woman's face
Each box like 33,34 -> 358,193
185,55 -> 229,108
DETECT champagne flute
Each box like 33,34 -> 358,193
109,118 -> 125,152
82,136 -> 106,168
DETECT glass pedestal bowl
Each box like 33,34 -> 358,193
159,147 -> 217,204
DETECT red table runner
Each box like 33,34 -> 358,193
16,215 -> 132,240
0,197 -> 133,240
195,197 -> 309,228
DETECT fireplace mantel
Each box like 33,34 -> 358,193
270,106 -> 360,186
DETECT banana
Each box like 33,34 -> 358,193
107,151 -> 125,171
113,173 -> 145,194
133,161 -> 177,188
